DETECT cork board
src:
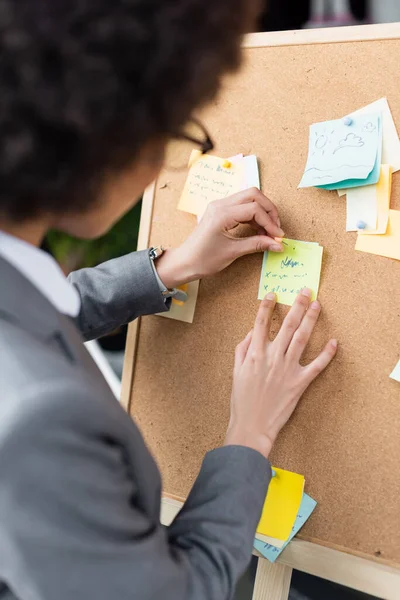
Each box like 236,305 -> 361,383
127,31 -> 400,566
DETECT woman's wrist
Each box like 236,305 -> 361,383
155,247 -> 199,289
224,423 -> 273,460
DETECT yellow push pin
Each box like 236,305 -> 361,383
222,160 -> 232,169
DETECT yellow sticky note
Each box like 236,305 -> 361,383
358,165 -> 392,235
355,210 -> 400,260
257,467 -> 305,541
258,239 -> 323,306
178,151 -> 244,216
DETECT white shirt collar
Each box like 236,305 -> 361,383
0,230 -> 81,317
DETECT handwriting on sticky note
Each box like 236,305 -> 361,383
256,467 -> 305,541
258,240 -> 323,306
254,492 -> 317,563
299,113 -> 381,188
355,210 -> 400,260
178,151 -> 244,216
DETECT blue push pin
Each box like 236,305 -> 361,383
357,220 -> 367,230
271,469 -> 277,478
343,116 -> 353,126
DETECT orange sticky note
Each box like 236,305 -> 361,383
355,209 -> 400,260
256,467 -> 305,542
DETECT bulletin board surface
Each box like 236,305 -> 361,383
127,31 -> 400,565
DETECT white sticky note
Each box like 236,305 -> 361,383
346,185 -> 378,232
351,98 -> 400,172
390,360 -> 400,382
244,155 -> 260,189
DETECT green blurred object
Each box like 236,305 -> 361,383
46,200 -> 142,271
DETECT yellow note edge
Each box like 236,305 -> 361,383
258,239 -> 323,306
257,467 -> 305,541
178,151 -> 244,216
355,210 -> 400,260
358,164 -> 392,235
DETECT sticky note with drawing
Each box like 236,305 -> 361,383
258,239 -> 323,306
256,467 -> 305,543
299,113 -> 382,189
178,151 -> 244,216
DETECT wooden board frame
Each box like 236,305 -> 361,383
121,23 -> 400,600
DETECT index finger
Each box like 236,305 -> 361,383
218,188 -> 282,232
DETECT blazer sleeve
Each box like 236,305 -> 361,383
68,249 -> 169,341
1,379 -> 271,600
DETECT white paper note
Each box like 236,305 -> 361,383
346,185 -> 378,231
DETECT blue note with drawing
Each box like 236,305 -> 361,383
299,113 -> 382,189
253,493 -> 317,563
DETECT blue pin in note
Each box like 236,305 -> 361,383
343,116 -> 353,126
357,220 -> 367,229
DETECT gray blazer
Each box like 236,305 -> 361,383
0,251 -> 271,600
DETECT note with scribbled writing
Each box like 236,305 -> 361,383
258,239 -> 323,306
254,493 -> 317,563
257,467 -> 305,542
355,210 -> 400,260
299,113 -> 381,188
178,151 -> 244,216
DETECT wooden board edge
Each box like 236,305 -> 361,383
252,560 -> 292,600
160,496 -> 400,599
120,182 -> 157,412
243,22 -> 400,48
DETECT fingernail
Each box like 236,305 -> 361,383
301,288 -> 311,297
270,244 -> 283,252
331,339 -> 338,349
266,292 -> 276,300
310,301 -> 320,310
278,228 -> 285,237
274,237 -> 283,243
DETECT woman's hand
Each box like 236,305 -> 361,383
156,188 -> 284,288
225,289 -> 337,459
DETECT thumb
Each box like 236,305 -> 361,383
236,235 -> 284,257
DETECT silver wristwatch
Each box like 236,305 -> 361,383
149,246 -> 188,302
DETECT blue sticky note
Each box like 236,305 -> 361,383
299,113 -> 381,189
318,115 -> 382,190
253,493 -> 317,563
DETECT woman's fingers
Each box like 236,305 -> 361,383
274,289 -> 312,353
303,339 -> 338,382
234,330 -> 253,375
286,300 -> 321,361
217,188 -> 283,232
223,201 -> 284,240
249,293 -> 276,353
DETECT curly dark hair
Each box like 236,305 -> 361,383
0,0 -> 260,222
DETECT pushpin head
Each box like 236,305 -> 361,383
222,160 -> 232,169
343,116 -> 353,126
271,469 -> 277,478
357,220 -> 367,230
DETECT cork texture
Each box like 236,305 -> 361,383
129,41 -> 400,564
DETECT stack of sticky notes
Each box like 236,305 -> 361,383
178,150 -> 260,217
258,239 -> 323,306
299,98 -> 400,262
253,467 -> 317,562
